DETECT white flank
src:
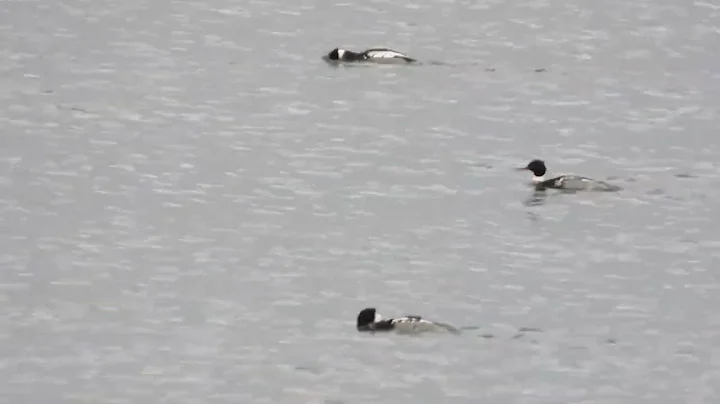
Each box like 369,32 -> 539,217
366,50 -> 406,59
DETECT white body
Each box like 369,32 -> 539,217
364,49 -> 410,59
389,315 -> 460,334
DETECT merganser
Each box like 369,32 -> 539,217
356,307 -> 460,335
324,48 -> 416,64
518,159 -> 622,192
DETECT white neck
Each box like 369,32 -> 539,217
532,175 -> 545,183
373,313 -> 383,322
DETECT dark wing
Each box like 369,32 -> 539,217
537,175 -> 574,190
534,177 -> 556,190
392,317 -> 461,334
357,319 -> 395,332
559,175 -> 622,191
372,320 -> 396,331
536,175 -> 621,192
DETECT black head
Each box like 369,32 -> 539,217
524,159 -> 547,177
327,48 -> 341,60
357,307 -> 377,330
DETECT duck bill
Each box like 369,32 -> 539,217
515,166 -> 529,171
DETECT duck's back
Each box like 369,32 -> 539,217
363,48 -> 416,63
543,175 -> 621,192
392,317 -> 460,334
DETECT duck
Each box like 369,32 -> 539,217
356,307 -> 460,334
324,47 -> 416,64
518,159 -> 622,192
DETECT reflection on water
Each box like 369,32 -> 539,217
523,190 -> 549,207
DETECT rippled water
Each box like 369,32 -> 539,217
2,0 -> 720,402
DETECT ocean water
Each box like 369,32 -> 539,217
1,0 -> 719,402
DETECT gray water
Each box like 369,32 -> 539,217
2,0 -> 720,402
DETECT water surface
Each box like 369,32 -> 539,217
1,0 -> 720,402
